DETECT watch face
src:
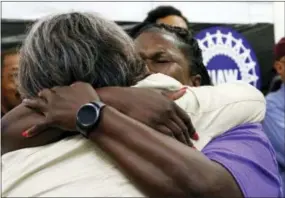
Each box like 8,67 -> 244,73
77,104 -> 98,128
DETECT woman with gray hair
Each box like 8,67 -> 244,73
1,12 -> 282,198
19,12 -> 147,98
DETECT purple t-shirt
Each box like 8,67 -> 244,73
202,123 -> 283,197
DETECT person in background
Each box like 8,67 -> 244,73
129,5 -> 190,37
268,75 -> 282,92
263,37 -> 285,193
144,5 -> 189,29
1,46 -> 21,116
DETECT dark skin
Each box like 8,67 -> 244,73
134,31 -> 201,87
1,87 -> 195,154
274,56 -> 285,82
1,53 -> 21,114
2,30 -> 202,153
22,82 -> 243,198
156,15 -> 188,29
1,103 -> 69,154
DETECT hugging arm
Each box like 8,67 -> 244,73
1,104 -> 68,155
89,105 -> 243,197
1,87 -> 194,154
92,109 -> 283,197
21,83 -> 243,198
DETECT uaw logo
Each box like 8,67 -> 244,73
195,26 -> 261,88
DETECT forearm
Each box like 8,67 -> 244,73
95,134 -> 184,197
1,88 -> 133,154
90,106 -> 242,197
1,88 -> 129,154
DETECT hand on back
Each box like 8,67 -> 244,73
23,82 -> 197,146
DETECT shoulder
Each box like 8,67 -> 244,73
265,91 -> 284,119
266,91 -> 279,104
190,81 -> 265,105
133,73 -> 183,90
266,85 -> 285,107
216,82 -> 265,101
202,123 -> 283,197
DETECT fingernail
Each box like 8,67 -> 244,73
192,132 -> 199,141
192,146 -> 197,150
22,131 -> 29,138
181,87 -> 187,91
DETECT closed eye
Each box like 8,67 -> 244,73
157,60 -> 170,63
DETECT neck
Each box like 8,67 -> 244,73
133,71 -> 152,85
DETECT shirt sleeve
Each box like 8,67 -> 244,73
202,123 -> 283,197
179,82 -> 266,150
262,101 -> 285,169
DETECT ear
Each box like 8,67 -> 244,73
189,74 -> 201,87
274,61 -> 285,75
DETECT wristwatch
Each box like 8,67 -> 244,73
76,101 -> 106,138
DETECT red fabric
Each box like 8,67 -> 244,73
274,37 -> 285,61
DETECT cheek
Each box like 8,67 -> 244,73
1,65 -> 21,107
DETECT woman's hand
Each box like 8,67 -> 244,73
23,82 -> 197,146
1,103 -> 68,155
23,82 -> 99,132
97,87 -> 197,145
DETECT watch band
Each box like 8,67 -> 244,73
90,101 -> 106,109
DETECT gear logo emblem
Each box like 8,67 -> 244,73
195,26 -> 261,88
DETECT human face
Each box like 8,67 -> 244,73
274,56 -> 285,82
156,15 -> 188,29
134,31 -> 200,86
1,52 -> 21,113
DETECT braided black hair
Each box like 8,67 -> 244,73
132,23 -> 212,86
144,6 -> 189,29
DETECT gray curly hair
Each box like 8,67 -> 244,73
18,12 -> 146,98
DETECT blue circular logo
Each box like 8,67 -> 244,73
195,26 -> 261,89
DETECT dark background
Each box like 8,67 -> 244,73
1,19 -> 275,94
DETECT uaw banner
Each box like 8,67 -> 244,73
195,26 -> 261,89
